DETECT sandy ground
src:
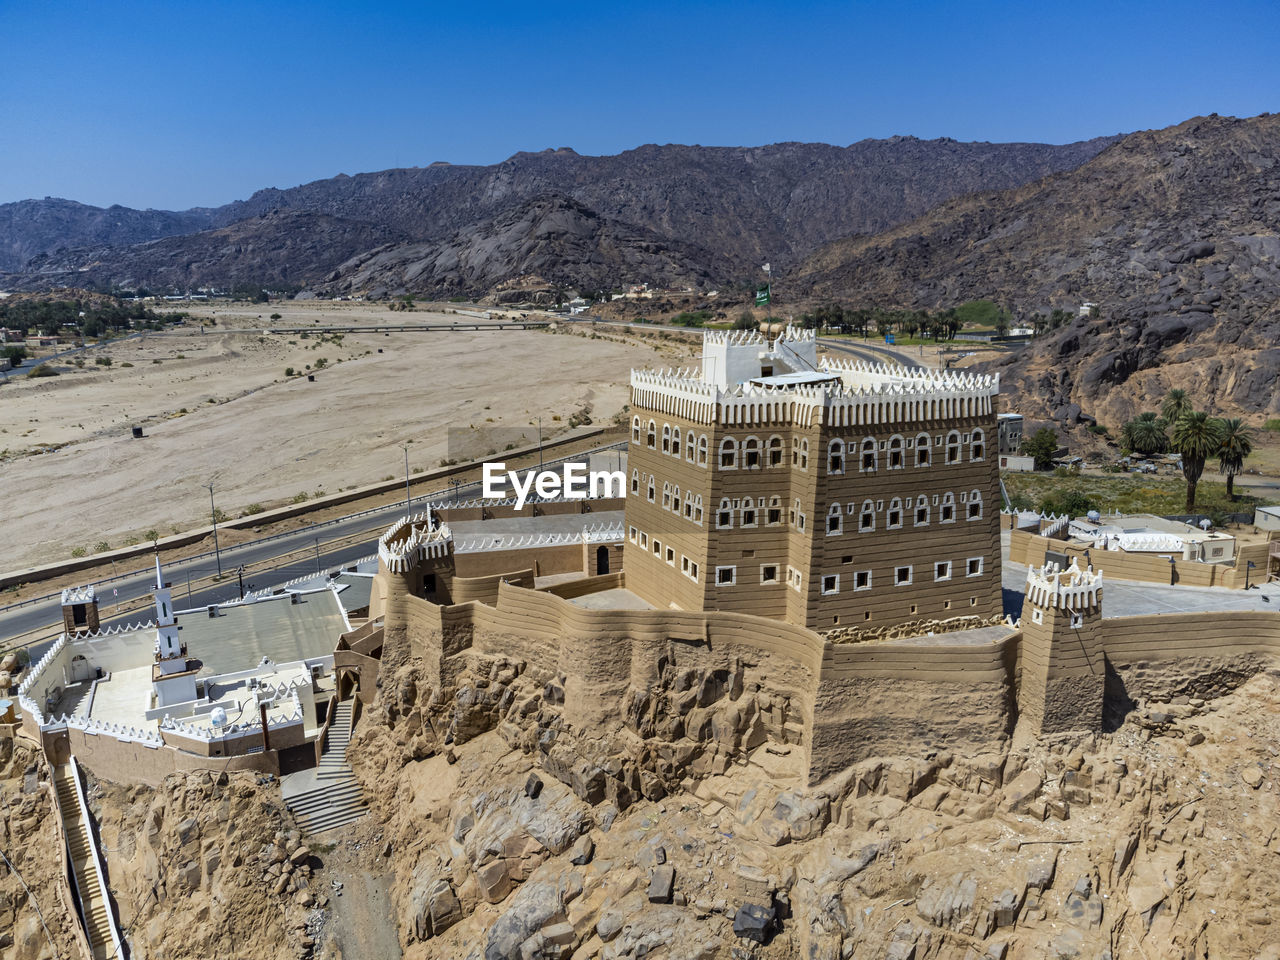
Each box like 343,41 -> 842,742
0,303 -> 697,570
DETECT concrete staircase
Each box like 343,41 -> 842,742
282,700 -> 368,835
53,764 -> 114,960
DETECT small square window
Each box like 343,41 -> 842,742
665,547 -> 675,565
822,574 -> 839,595
895,565 -> 912,586
653,539 -> 661,555
716,566 -> 736,586
639,533 -> 648,548
718,510 -> 732,528
1032,607 -> 1044,624
910,604 -> 917,615
767,508 -> 781,525
760,564 -> 779,584
935,561 -> 951,582
628,526 -> 637,543
863,611 -> 872,620
841,555 -> 853,564
967,557 -> 983,577
854,570 -> 871,590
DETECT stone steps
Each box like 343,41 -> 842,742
54,766 -> 114,960
283,699 -> 368,835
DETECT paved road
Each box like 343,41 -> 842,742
2,332 -> 145,378
818,337 -> 927,369
0,443 -> 623,647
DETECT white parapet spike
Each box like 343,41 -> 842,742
60,584 -> 96,605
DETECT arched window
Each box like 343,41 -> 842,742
859,499 -> 876,532
793,498 -> 806,531
887,435 -> 904,469
672,429 -> 681,458
646,476 -> 656,502
662,482 -> 672,510
827,503 -> 842,535
914,495 -> 930,526
632,416 -> 641,444
719,437 -> 738,469
970,429 -> 985,462
686,430 -> 696,463
684,491 -> 694,519
717,498 -> 733,529
860,437 -> 877,472
693,495 -> 704,524
967,489 -> 983,520
946,430 -> 961,464
661,424 -> 671,454
741,497 -> 757,527
672,486 -> 680,513
799,439 -> 809,470
915,433 -> 931,467
767,496 -> 782,525
743,436 -> 761,468
631,469 -> 640,495
768,435 -> 784,467
887,497 -> 903,529
940,492 -> 956,522
828,438 -> 845,475
646,420 -> 656,449
697,435 -> 709,466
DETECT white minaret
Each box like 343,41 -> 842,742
153,555 -> 184,667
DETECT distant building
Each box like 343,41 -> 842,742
1079,302 -> 1098,318
1254,504 -> 1280,533
997,413 -> 1024,455
999,454 -> 1036,472
1068,514 -> 1236,563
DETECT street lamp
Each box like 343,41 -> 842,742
1246,560 -> 1257,591
237,565 -> 246,600
537,417 -> 544,470
206,482 -> 222,577
314,537 -> 321,576
402,443 -> 412,518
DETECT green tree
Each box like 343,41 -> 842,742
1121,412 -> 1168,454
1161,389 -> 1193,425
994,312 -> 1011,337
733,310 -> 757,330
1169,411 -> 1226,510
1021,427 -> 1059,470
1216,418 -> 1254,500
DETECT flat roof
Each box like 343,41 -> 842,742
333,574 -> 373,613
176,590 -> 345,676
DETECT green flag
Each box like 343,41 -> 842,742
755,284 -> 771,306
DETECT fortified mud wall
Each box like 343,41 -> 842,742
380,565 -> 1280,787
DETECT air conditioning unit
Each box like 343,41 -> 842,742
290,593 -> 301,605
207,605 -> 218,618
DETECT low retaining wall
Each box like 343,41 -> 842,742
1010,529 -> 1266,589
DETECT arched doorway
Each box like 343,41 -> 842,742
595,545 -> 610,575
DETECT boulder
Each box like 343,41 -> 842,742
648,864 -> 675,904
732,903 -> 777,944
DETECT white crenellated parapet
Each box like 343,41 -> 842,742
67,713 -> 164,746
378,513 -> 453,573
631,355 -> 999,430
630,369 -> 718,424
581,522 -> 625,544
1040,514 -> 1070,538
60,584 -> 96,605
703,329 -> 766,348
1025,560 -> 1102,612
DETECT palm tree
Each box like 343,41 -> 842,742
1170,411 -> 1226,510
1122,412 -> 1169,455
1161,389 -> 1193,425
1216,418 -> 1255,500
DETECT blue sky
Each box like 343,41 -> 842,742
1,0 -> 1276,210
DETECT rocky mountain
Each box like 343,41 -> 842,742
316,194 -> 732,299
18,211 -> 406,292
0,135 -> 1118,294
0,197 -> 215,273
792,113 -> 1280,422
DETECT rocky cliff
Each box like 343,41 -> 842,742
793,113 -> 1280,421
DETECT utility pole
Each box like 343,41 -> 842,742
402,442 -> 412,518
237,565 -> 246,600
537,417 -> 544,470
206,482 -> 222,577
185,570 -> 193,606
314,537 -> 321,576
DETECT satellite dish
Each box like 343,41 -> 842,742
1199,519 -> 1212,530
210,707 -> 228,728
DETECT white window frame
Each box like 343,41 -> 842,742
719,437 -> 738,469
827,438 -> 845,475
934,560 -> 952,582
716,565 -> 737,586
966,557 -> 984,577
894,565 -> 913,587
853,570 -> 872,591
821,574 -> 840,595
760,564 -> 780,585
886,497 -> 903,530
